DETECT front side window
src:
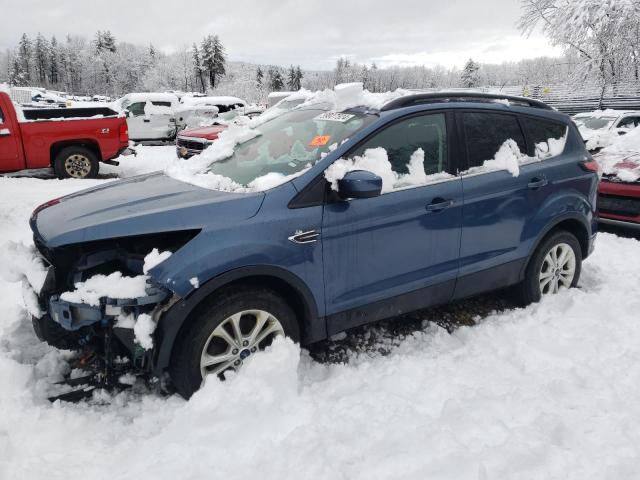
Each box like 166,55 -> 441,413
324,113 -> 450,194
462,112 -> 526,169
127,102 -> 146,116
617,116 -> 640,129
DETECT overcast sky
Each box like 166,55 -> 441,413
1,0 -> 561,70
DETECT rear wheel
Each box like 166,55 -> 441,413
514,230 -> 582,305
53,146 -> 99,179
170,287 -> 300,399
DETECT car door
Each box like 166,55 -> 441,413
321,112 -> 463,334
0,105 -> 22,172
453,110 -> 555,299
125,101 -> 147,140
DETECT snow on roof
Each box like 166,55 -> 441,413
120,92 -> 179,106
0,83 -> 9,95
298,82 -> 412,112
180,96 -> 246,107
574,109 -> 640,118
267,91 -> 296,99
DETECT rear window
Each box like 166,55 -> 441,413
462,112 -> 526,168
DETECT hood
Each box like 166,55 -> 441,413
595,151 -> 640,183
32,172 -> 264,247
180,124 -> 228,140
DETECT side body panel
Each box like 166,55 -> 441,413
0,93 -> 25,171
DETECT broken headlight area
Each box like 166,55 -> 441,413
29,232 -> 196,401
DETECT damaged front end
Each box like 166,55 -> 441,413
31,229 -> 198,401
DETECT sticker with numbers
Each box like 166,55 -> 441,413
314,112 -> 355,122
309,135 -> 331,146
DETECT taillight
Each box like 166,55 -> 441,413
579,159 -> 600,173
119,123 -> 128,143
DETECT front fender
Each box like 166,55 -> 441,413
152,265 -> 322,375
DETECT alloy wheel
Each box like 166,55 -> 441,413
200,309 -> 285,380
539,242 -> 576,295
64,154 -> 91,178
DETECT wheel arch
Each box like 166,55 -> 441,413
50,139 -> 101,167
152,265 -> 323,375
520,213 -> 591,280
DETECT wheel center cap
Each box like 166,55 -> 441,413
239,349 -> 251,360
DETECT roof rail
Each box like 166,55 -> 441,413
380,92 -> 553,111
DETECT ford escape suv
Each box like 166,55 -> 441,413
29,92 -> 599,399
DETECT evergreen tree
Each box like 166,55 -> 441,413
14,33 -> 32,85
101,31 -> 117,53
192,43 -> 206,92
211,35 -> 226,88
461,58 -> 480,88
287,65 -> 296,89
256,66 -> 264,87
34,33 -> 50,84
294,65 -> 303,90
149,44 -> 156,60
268,66 -> 285,91
49,36 -> 59,85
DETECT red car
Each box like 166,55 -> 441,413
175,124 -> 227,159
0,90 -> 130,178
595,151 -> 640,230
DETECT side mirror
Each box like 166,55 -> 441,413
338,170 -> 382,200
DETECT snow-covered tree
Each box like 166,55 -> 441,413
34,33 -> 50,84
461,58 -> 480,88
256,66 -> 264,87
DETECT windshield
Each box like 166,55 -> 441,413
574,116 -> 616,130
205,108 -> 377,186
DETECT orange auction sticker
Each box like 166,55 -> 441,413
309,135 -> 331,146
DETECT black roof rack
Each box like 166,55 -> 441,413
380,92 -> 553,111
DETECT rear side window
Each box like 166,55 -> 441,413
127,102 -> 146,116
462,112 -> 525,168
617,116 -> 640,129
522,117 -> 568,159
0,108 -> 4,123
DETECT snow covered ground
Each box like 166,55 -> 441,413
1,148 -> 640,479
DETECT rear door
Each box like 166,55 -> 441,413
321,112 -> 463,333
0,104 -> 23,172
455,111 -> 567,298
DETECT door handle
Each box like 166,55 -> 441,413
527,177 -> 548,189
143,119 -> 151,123
426,198 -> 453,212
0,128 -> 10,137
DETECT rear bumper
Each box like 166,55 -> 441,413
599,216 -> 640,230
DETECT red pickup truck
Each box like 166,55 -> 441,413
0,90 -> 130,178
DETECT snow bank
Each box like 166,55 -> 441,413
2,175 -> 640,478
60,272 -> 148,307
325,148 -> 454,193
0,241 -> 48,293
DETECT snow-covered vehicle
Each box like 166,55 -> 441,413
594,128 -> 640,230
573,109 -> 640,152
28,87 -> 597,400
115,93 -> 180,141
267,91 -> 296,107
175,106 -> 265,158
176,96 -> 247,129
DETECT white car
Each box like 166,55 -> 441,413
176,96 -> 248,129
573,109 -> 640,151
115,92 -> 180,141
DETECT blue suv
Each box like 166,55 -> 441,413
30,93 -> 599,399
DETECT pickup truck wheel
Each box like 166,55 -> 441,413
54,146 -> 99,179
170,287 -> 300,399
514,230 -> 582,305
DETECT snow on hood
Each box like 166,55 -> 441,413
597,128 -> 640,182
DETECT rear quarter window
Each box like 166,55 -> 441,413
522,117 -> 568,159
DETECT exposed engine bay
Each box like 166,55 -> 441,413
31,230 -> 198,401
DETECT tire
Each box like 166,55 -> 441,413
514,230 -> 582,305
169,287 -> 300,399
53,146 -> 99,179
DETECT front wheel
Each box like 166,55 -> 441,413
170,287 -> 300,399
53,146 -> 99,179
514,231 -> 582,305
